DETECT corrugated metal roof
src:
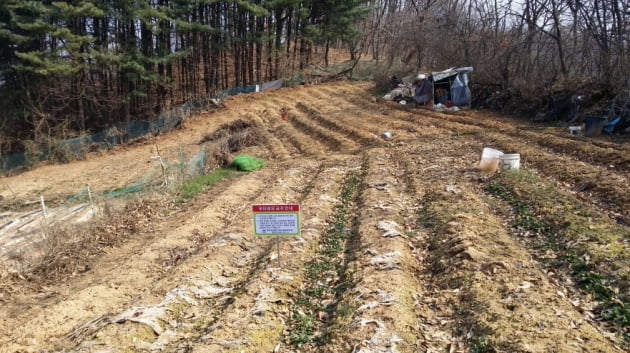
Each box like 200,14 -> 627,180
431,67 -> 473,82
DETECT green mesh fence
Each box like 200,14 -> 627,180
1,78 -> 273,173
1,61 -> 395,173
104,169 -> 157,198
103,146 -> 207,198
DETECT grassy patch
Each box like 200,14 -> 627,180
177,167 -> 239,199
484,174 -> 630,344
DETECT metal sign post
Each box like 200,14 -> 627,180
276,237 -> 281,267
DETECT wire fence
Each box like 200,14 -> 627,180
0,144 -> 209,262
0,79 -> 284,173
0,60 -> 388,173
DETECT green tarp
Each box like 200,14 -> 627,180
232,154 -> 266,171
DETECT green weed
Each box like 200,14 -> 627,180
289,311 -> 315,346
177,167 -> 238,199
485,179 -> 630,344
287,169 -> 362,348
470,336 -> 491,353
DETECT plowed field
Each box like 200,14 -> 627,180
1,81 -> 629,353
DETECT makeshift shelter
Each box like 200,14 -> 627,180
413,67 -> 473,107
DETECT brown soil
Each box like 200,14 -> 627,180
0,81 -> 628,352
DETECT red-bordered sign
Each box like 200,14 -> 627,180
252,204 -> 301,236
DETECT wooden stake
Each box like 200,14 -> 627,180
87,185 -> 93,204
40,195 -> 47,221
87,184 -> 95,213
152,144 -> 168,187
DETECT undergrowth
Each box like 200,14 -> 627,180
177,167 -> 239,199
485,174 -> 630,344
0,198 -> 153,288
287,169 -> 362,348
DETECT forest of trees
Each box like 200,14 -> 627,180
1,0 -> 628,155
359,0 -> 629,93
0,0 -> 369,153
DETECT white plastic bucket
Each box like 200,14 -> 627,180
479,147 -> 503,173
500,153 -> 520,171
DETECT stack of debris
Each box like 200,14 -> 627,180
382,67 -> 473,109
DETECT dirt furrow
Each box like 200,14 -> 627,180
288,90 -> 433,143
483,132 -> 629,222
1,160 -> 314,351
427,110 -> 630,173
1,169 -> 284,351
256,96 -> 337,156
2,80 -> 629,353
243,112 -> 294,160
291,98 -> 394,139
420,185 -> 623,352
318,148 -> 430,352
358,105 -> 629,222
288,114 -> 358,153
508,129 -> 630,173
65,158 -> 338,352
185,156 -> 362,352
373,95 -> 630,174
394,131 -> 625,351
260,92 -> 363,153
294,102 -> 376,145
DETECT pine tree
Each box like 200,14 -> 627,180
303,0 -> 370,65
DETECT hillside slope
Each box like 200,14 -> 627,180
0,81 -> 628,352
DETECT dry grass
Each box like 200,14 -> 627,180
0,198 -> 155,296
200,119 -> 264,167
199,119 -> 254,144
